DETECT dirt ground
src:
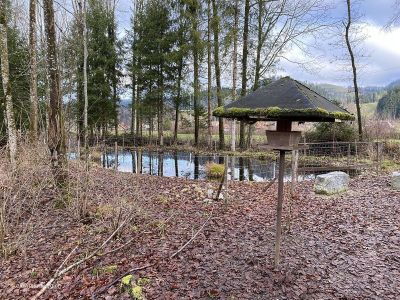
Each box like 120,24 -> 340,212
1,166 -> 399,300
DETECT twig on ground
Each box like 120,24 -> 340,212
93,192 -> 215,297
31,217 -> 129,300
169,207 -> 214,259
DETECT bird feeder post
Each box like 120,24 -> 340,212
275,148 -> 286,268
212,76 -> 355,268
272,120 -> 292,268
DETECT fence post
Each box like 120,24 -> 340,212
355,141 -> 358,159
347,143 -> 351,170
291,150 -> 299,198
77,138 -> 81,159
375,141 -> 381,174
224,155 -> 229,205
114,141 -> 118,172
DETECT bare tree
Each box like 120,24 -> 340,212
43,0 -> 67,183
345,0 -> 362,140
386,0 -> 400,28
251,0 -> 330,83
0,0 -> 18,169
29,0 -> 38,141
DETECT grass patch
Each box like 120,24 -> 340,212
205,162 -> 225,179
92,265 -> 118,276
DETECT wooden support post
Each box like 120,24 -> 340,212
224,155 -> 229,205
231,119 -> 236,151
114,142 -> 118,171
347,143 -> 351,174
274,150 -> 286,268
290,150 -> 298,197
77,138 -> 80,159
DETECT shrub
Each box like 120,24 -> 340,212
205,162 -> 225,179
305,122 -> 357,142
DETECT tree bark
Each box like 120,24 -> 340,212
207,0 -> 212,148
231,0 -> 239,152
80,0 -> 88,158
239,0 -> 250,149
212,0 -> 224,149
345,0 -> 363,140
190,1 -> 200,147
174,55 -> 183,144
0,0 -> 18,169
254,0 -> 263,91
43,0 -> 66,182
29,0 -> 38,141
158,67 -> 164,146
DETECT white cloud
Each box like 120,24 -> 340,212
279,23 -> 400,86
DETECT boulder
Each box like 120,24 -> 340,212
391,172 -> 400,189
314,171 -> 350,195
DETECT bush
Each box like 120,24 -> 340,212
205,162 -> 225,179
305,122 -> 357,142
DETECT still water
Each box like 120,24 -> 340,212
98,150 -> 313,182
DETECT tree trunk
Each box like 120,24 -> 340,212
190,1 -> 200,147
158,68 -> 164,146
0,0 -> 17,169
174,104 -> 179,143
231,0 -> 239,152
239,0 -> 250,149
131,74 -> 136,136
212,0 -> 224,149
254,0 -> 263,91
81,0 -> 88,158
29,0 -> 38,141
174,57 -> 183,144
43,0 -> 66,183
207,0 -> 212,148
108,6 -> 118,138
345,0 -> 363,140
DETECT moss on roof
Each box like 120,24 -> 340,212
213,106 -> 355,121
213,77 -> 355,122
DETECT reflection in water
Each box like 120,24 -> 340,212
239,157 -> 244,181
174,152 -> 178,177
99,149 -> 304,182
194,155 -> 199,180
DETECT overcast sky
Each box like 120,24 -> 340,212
113,0 -> 399,87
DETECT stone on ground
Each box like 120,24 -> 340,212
314,171 -> 350,195
391,172 -> 400,189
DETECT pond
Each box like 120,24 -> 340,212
96,150 -> 315,182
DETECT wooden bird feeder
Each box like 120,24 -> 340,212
213,76 -> 354,268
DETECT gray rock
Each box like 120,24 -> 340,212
314,171 -> 350,195
391,172 -> 400,189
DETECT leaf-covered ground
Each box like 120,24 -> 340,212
1,167 -> 399,299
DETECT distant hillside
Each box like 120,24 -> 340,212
377,88 -> 400,119
304,81 -> 386,105
387,79 -> 400,90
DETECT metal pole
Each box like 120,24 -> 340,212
274,150 -> 286,268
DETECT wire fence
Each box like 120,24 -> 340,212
81,140 -> 391,183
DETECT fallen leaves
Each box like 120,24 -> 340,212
0,169 -> 399,299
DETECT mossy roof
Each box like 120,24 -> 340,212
213,76 -> 355,122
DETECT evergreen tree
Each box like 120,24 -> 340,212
0,23 -> 30,134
